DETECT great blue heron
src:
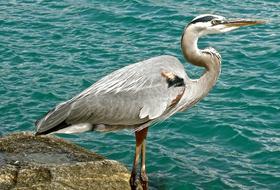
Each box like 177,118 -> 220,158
35,14 -> 264,190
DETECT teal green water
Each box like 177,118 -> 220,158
1,1 -> 279,189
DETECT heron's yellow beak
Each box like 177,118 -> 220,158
224,19 -> 266,27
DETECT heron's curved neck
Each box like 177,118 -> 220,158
181,27 -> 221,98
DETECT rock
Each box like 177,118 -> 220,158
0,132 -> 132,190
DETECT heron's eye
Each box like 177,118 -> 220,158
211,20 -> 221,25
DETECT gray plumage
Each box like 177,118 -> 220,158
35,14 -> 263,137
36,55 -> 190,134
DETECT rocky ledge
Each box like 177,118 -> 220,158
0,132 -> 132,190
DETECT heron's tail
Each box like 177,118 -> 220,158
35,102 -> 71,135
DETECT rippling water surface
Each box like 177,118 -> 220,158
1,1 -> 279,189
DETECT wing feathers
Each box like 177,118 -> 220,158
35,55 -> 188,134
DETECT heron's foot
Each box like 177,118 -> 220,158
130,173 -> 138,190
140,171 -> 148,190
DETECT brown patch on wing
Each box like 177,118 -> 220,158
168,88 -> 185,109
161,71 -> 176,80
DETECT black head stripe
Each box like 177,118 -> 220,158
190,16 -> 216,25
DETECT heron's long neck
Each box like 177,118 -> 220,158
181,28 -> 221,100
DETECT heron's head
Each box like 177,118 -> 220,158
187,14 -> 265,36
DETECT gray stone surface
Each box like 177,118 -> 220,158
0,132 -> 133,190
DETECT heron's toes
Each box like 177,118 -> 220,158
140,171 -> 148,190
130,174 -> 138,190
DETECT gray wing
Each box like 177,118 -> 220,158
36,55 -> 188,134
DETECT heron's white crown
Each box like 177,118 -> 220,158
191,14 -> 225,23
187,14 -> 239,36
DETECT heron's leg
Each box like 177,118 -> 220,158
130,127 -> 149,190
130,140 -> 141,189
140,136 -> 148,190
